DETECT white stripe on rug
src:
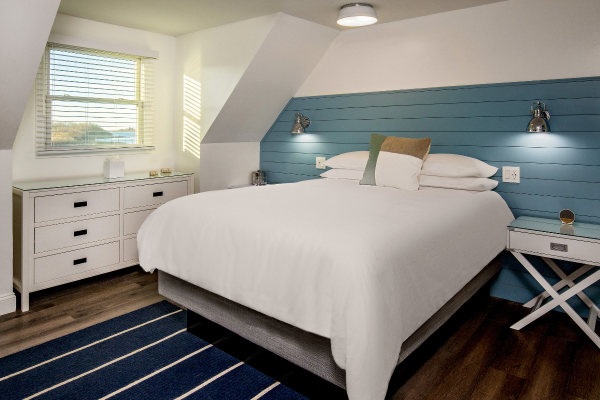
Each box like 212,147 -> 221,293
23,329 -> 186,400
173,362 -> 244,400
98,344 -> 213,400
0,309 -> 184,382
251,382 -> 281,399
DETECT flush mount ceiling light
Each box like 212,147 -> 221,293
337,3 -> 378,27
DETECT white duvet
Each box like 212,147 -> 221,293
138,178 -> 513,400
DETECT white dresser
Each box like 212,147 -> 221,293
12,172 -> 194,311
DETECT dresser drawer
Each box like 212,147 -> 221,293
123,238 -> 138,262
124,209 -> 154,236
124,181 -> 188,210
35,188 -> 120,223
35,215 -> 120,254
34,241 -> 120,284
509,230 -> 600,264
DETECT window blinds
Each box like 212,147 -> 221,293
35,43 -> 155,155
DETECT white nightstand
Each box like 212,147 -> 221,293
507,216 -> 600,348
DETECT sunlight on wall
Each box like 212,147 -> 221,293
183,75 -> 202,158
183,116 -> 201,158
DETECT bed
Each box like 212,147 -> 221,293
138,178 -> 514,400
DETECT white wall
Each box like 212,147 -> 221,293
199,143 -> 260,191
174,14 -> 279,191
12,14 -> 178,182
296,0 -> 600,97
0,0 -> 61,316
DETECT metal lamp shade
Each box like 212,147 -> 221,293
291,113 -> 310,134
527,102 -> 551,133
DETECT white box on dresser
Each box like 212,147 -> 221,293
13,172 -> 194,312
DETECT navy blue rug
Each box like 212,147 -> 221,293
0,301 -> 308,399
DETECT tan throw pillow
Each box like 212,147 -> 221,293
374,136 -> 431,190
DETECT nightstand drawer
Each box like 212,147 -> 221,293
509,230 -> 600,264
124,181 -> 188,209
34,241 -> 120,284
123,209 -> 154,236
34,215 -> 120,253
35,188 -> 120,222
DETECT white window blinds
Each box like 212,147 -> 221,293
35,43 -> 155,155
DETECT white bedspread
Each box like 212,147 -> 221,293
138,179 -> 513,400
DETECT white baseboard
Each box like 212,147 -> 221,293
0,292 -> 16,316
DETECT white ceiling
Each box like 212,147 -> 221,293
57,0 -> 507,37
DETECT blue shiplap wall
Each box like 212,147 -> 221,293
260,76 -> 600,314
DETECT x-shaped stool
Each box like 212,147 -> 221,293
510,251 -> 600,348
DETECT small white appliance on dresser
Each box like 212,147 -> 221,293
12,172 -> 194,312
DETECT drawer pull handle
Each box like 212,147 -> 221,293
74,229 -> 88,237
550,242 -> 568,252
153,191 -> 163,197
73,257 -> 87,265
74,201 -> 88,208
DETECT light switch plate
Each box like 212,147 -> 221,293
502,166 -> 520,183
316,157 -> 326,169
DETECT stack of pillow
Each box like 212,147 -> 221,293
320,134 -> 498,191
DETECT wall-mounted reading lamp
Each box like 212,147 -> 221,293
527,102 -> 551,132
292,113 -> 310,134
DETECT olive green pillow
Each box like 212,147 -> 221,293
359,133 -> 387,186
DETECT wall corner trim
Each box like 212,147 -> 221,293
48,33 -> 160,59
0,292 -> 16,316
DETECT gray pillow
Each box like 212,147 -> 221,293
359,133 -> 387,186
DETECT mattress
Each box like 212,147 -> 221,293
138,178 -> 514,400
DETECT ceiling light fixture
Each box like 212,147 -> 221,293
337,3 -> 378,27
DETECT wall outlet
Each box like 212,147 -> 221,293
502,166 -> 520,183
316,157 -> 326,169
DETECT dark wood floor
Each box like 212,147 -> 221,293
1,267 -> 599,400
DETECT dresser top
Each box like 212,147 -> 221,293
510,216 -> 600,241
13,172 -> 193,192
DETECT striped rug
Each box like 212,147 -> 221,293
0,301 -> 308,400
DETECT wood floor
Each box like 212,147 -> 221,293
1,266 -> 599,400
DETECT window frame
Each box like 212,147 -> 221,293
36,43 -> 155,156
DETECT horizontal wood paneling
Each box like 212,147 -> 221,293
261,76 -> 600,310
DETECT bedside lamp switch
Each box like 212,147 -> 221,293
502,166 -> 520,183
316,157 -> 326,169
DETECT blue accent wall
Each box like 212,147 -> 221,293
260,76 -> 600,315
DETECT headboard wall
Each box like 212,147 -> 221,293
260,76 -> 600,313
261,76 -> 600,224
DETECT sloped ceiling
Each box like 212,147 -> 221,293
0,0 -> 61,149
58,0 -> 506,37
202,14 -> 339,143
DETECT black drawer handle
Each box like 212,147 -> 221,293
73,257 -> 87,265
74,229 -> 88,237
153,191 -> 163,197
550,242 -> 568,252
74,201 -> 88,208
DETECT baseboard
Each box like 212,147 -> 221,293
0,292 -> 16,316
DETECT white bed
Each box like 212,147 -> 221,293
138,178 -> 514,400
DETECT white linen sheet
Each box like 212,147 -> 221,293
137,179 -> 514,400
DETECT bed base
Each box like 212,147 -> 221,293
158,255 -> 501,389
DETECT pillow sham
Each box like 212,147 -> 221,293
421,154 -> 497,178
419,175 -> 498,191
320,169 -> 363,180
374,136 -> 431,190
323,151 -> 369,171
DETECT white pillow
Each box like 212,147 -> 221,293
320,169 -> 363,180
375,152 -> 423,191
421,154 -> 497,178
419,175 -> 498,191
323,151 -> 369,171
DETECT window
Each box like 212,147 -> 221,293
36,43 -> 155,155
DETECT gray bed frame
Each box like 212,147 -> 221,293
158,255 -> 501,389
